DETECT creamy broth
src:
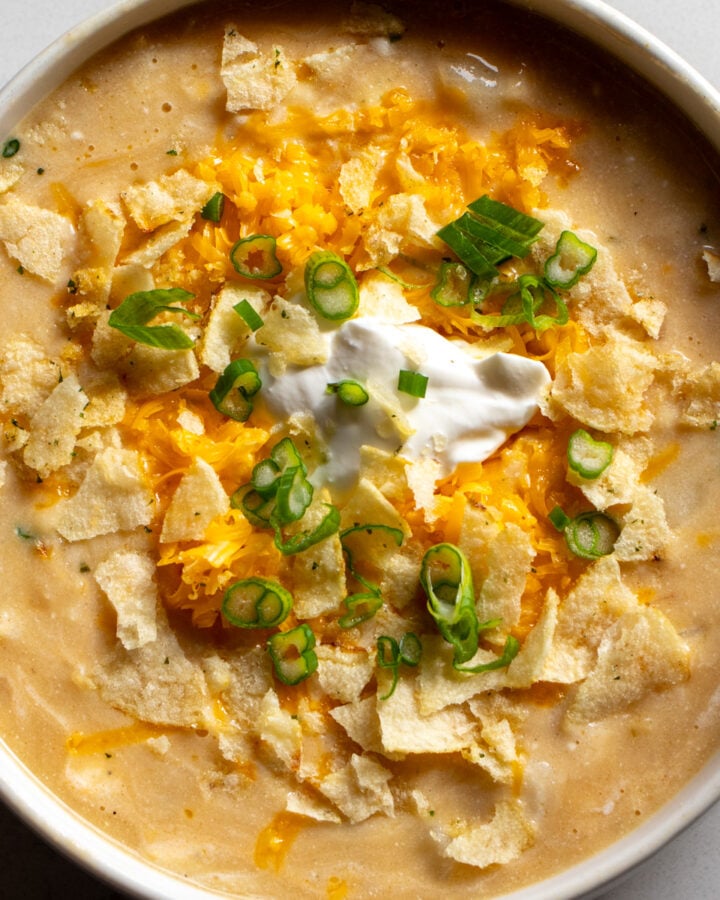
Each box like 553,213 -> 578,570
1,1 -> 720,897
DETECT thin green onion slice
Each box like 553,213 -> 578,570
235,438 -> 313,527
222,578 -> 292,628
437,195 -> 543,278
270,437 -> 307,474
420,543 -> 479,665
397,369 -> 428,398
471,275 -> 568,334
268,624 -> 318,686
430,261 -> 477,307
304,250 -> 359,320
251,459 -> 282,498
201,191 -> 225,223
273,503 -> 340,555
2,139 -> 20,159
338,591 -> 383,629
376,635 -> 400,700
230,234 -> 282,280
233,298 -> 264,331
231,484 -> 275,527
376,632 -> 423,699
567,429 -> 614,479
454,634 -> 520,674
544,230 -> 597,289
376,266 -> 429,290
398,632 -> 423,667
209,359 -> 261,422
467,195 -> 545,240
564,511 -> 620,559
326,379 -> 369,406
271,466 -> 314,526
108,288 -> 199,349
340,524 -> 404,596
548,505 -> 572,532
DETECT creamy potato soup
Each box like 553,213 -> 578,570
2,0 -> 720,896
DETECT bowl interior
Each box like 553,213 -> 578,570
1,1 -> 719,897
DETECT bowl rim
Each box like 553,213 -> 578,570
1,0 -> 719,897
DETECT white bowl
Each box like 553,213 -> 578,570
1,1 -> 719,897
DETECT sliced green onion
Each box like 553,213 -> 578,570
2,139 -> 20,159
437,195 -> 543,278
398,632 -> 423,667
565,511 -> 619,560
471,274 -> 568,333
233,298 -> 264,331
326,379 -> 369,406
376,266 -> 428,290
467,195 -> 544,241
268,624 -> 318,686
230,234 -> 282,280
454,635 -> 520,674
305,250 -> 359,320
272,466 -> 314,525
209,359 -> 261,422
233,438 -> 314,530
398,369 -> 428,398
338,592 -> 383,629
231,484 -> 275,527
544,230 -> 597,288
430,261 -> 477,307
273,503 -> 340,555
548,505 -> 571,532
201,191 -> 225,223
270,436 -> 306,473
340,524 -> 404,596
108,288 -> 199,349
222,578 -> 292,628
567,429 -> 613,479
420,543 -> 479,665
376,632 -> 423,700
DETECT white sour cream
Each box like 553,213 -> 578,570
261,317 -> 550,492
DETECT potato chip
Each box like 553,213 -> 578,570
548,338 -> 657,433
122,170 -> 215,232
431,800 -> 534,868
94,550 -> 158,650
221,29 -> 297,113
0,197 -> 74,282
160,457 -> 229,543
200,283 -> 270,373
23,372 -> 87,477
566,607 -> 690,723
319,753 -> 395,823
56,447 -> 155,540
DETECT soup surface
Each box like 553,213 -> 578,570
1,1 -> 720,896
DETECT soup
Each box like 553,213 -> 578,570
1,1 -> 720,896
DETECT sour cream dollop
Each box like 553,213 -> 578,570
262,317 -> 550,492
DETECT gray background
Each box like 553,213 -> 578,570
0,0 -> 719,897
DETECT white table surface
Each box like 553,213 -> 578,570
1,1 -> 720,898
